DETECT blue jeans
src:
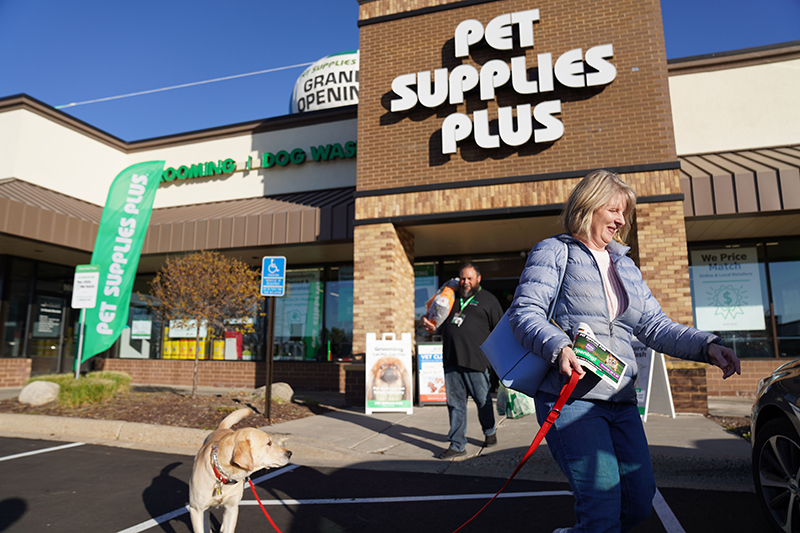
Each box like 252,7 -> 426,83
444,366 -> 496,451
535,393 -> 655,533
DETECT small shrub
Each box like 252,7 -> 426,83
28,373 -> 125,408
87,371 -> 131,392
60,378 -> 116,408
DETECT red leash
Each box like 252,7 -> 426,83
451,371 -> 580,533
248,478 -> 284,533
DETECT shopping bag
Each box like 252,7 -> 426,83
504,386 -> 536,419
496,383 -> 508,417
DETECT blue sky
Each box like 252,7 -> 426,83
1,0 -> 797,141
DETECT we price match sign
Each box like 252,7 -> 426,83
690,248 -> 766,331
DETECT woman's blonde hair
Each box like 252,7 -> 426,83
560,169 -> 637,244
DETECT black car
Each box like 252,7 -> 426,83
752,358 -> 800,533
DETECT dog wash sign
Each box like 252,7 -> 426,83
81,161 -> 165,363
389,8 -> 616,154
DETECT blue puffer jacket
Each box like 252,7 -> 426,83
509,234 -> 719,403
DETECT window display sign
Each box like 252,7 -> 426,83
131,319 -> 152,340
33,296 -> 64,338
168,319 -> 208,338
417,342 -> 446,405
690,248 -> 766,331
365,332 -> 414,414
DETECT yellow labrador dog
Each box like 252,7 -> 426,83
189,408 -> 292,533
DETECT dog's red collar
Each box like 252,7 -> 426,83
211,444 -> 237,485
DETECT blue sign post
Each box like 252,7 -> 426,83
261,256 -> 286,297
261,256 -> 286,424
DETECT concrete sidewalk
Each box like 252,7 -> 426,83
0,386 -> 754,491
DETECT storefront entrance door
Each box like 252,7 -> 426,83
27,294 -> 75,375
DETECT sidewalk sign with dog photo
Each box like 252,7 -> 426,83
365,332 -> 414,414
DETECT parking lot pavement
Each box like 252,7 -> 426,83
0,435 -> 771,533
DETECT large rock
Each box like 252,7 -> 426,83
19,381 -> 60,406
255,382 -> 294,403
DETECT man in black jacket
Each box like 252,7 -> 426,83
422,263 -> 503,459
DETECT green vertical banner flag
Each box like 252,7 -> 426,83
81,161 -> 165,363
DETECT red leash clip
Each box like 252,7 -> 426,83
451,371 -> 580,533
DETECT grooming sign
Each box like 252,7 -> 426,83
389,9 -> 617,155
365,332 -> 414,415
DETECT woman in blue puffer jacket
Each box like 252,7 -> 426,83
509,170 -> 740,533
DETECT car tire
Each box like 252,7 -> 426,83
753,416 -> 800,533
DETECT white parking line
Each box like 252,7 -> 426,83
240,490 -> 574,506
0,441 -> 85,462
115,464 -> 300,533
118,469 -> 685,533
653,488 -> 686,533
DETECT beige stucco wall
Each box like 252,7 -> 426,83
670,58 -> 800,155
0,106 -> 357,208
0,109 -> 128,205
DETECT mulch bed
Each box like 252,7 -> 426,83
0,389 -> 332,430
706,415 -> 751,441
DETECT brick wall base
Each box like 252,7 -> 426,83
98,359 -> 348,392
345,364 -> 366,406
0,358 -> 32,387
666,361 -> 708,415
707,359 -> 784,397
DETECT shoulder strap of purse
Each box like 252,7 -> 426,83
546,241 -> 569,321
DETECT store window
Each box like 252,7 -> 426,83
130,273 -> 266,361
325,266 -> 353,361
273,268 -> 324,361
765,240 -> 800,357
130,265 -> 355,363
0,257 -> 79,374
120,294 -> 162,360
688,239 -> 800,359
2,258 -> 34,358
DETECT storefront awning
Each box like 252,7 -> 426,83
143,187 -> 355,254
0,178 -> 101,252
0,179 -> 354,257
679,145 -> 800,216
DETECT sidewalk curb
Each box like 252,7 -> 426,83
0,413 -> 210,454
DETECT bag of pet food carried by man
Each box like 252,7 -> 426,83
423,278 -> 459,329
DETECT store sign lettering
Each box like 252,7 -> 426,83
160,141 -> 357,183
388,9 -> 617,154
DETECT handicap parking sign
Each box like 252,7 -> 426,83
261,256 -> 286,297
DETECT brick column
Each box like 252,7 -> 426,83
635,198 -> 708,413
635,200 -> 693,327
352,223 -> 415,356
